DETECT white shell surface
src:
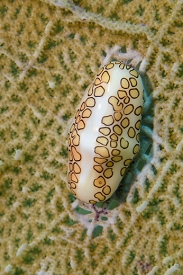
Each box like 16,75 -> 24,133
68,61 -> 144,204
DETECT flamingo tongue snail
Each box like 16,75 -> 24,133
67,61 -> 144,204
